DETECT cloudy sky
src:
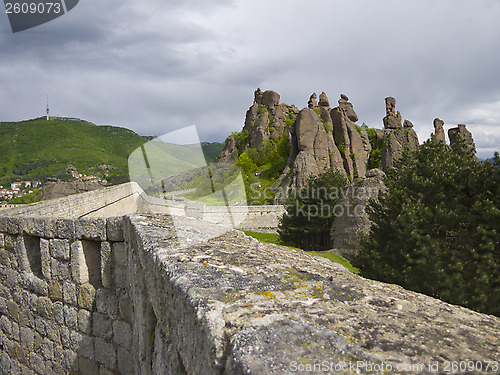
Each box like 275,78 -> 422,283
1,0 -> 499,158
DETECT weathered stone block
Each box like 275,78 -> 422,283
56,219 -> 75,239
0,233 -> 4,249
20,272 -> 48,296
118,295 -> 132,323
18,309 -> 34,328
101,242 -> 113,289
48,280 -> 63,301
112,242 -> 127,267
0,217 -> 20,234
11,321 -> 19,342
50,258 -> 70,281
45,320 -> 60,343
20,218 -> 47,238
113,321 -> 131,349
77,309 -> 92,335
64,305 -> 78,330
36,297 -> 53,319
29,352 -> 45,374
79,355 -> 98,375
53,346 -> 64,365
63,282 -> 77,306
39,238 -> 51,279
33,331 -> 43,352
76,334 -> 94,359
0,351 -> 12,375
53,302 -> 64,325
19,363 -> 34,375
95,289 -> 118,318
75,218 -> 106,241
4,234 -> 17,250
69,330 -> 82,351
77,283 -> 96,311
92,312 -> 113,340
70,241 -> 88,284
64,349 -> 78,370
51,362 -> 66,375
114,265 -> 128,290
16,235 -> 31,273
0,296 -> 7,315
50,239 -> 70,260
106,217 -> 124,242
60,327 -> 70,349
20,327 -> 34,351
116,347 -> 133,375
34,316 -> 46,336
0,315 -> 12,337
41,338 -> 53,361
95,337 -> 116,370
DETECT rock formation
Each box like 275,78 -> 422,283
380,97 -> 419,170
403,119 -> 413,128
382,97 -> 402,129
217,90 -> 477,204
279,107 -> 344,188
217,89 -> 299,163
307,93 -> 318,109
434,118 -> 446,142
331,95 -> 370,180
449,124 -> 475,151
318,92 -> 330,109
41,179 -> 103,201
216,135 -> 238,162
331,169 -> 386,259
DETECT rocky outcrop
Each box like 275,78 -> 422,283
218,90 -> 479,205
331,169 -> 386,260
307,93 -> 318,109
284,108 -> 343,188
380,97 -> 419,170
331,95 -> 370,180
41,179 -> 103,201
434,118 -> 446,142
318,92 -> 330,108
449,124 -> 475,151
216,135 -> 238,162
383,97 -> 402,129
218,89 -> 299,163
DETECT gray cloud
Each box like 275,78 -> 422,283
0,0 -> 499,158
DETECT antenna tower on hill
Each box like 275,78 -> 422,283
46,95 -> 50,120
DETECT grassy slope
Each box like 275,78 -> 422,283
243,231 -> 359,273
0,117 -> 148,184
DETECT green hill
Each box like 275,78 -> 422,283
0,117 -> 148,186
0,117 -> 225,191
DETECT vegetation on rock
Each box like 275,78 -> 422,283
237,134 -> 290,204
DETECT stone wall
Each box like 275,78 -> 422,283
0,183 -> 144,218
0,215 -> 133,374
197,205 -> 285,233
1,186 -> 499,375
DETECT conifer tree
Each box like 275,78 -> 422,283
358,136 -> 500,316
278,168 -> 348,251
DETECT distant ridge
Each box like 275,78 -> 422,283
0,117 -> 147,187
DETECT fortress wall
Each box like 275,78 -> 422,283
186,204 -> 285,233
0,183 -> 143,218
1,187 -> 500,375
0,215 -> 135,374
